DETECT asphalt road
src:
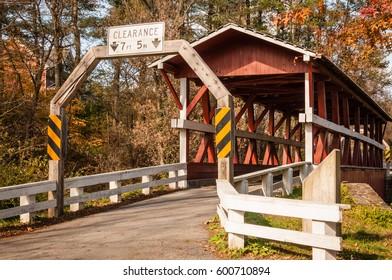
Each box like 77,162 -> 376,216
0,185 -> 219,260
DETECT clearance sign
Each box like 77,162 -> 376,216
107,22 -> 165,56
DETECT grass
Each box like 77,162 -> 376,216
207,185 -> 392,260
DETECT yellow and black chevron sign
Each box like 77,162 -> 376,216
386,149 -> 390,163
47,114 -> 62,160
215,107 -> 232,158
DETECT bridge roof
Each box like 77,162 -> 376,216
151,24 -> 391,122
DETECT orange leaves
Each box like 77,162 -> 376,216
274,7 -> 313,27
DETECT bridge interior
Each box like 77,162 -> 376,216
152,24 -> 391,198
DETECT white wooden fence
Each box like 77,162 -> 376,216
218,161 -> 350,260
233,161 -> 313,196
0,163 -> 186,223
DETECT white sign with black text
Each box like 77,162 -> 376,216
107,22 -> 165,56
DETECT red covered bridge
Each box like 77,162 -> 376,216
151,24 -> 391,199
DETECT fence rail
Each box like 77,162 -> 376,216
218,160 -> 350,260
0,163 -> 187,223
233,161 -> 313,196
217,179 -> 350,259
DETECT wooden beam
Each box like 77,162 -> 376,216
186,85 -> 208,117
342,98 -> 351,165
178,41 -> 232,101
171,119 -> 304,147
330,91 -> 341,150
314,81 -> 328,164
352,107 -> 362,165
304,70 -> 314,163
244,101 -> 257,164
302,114 -> 384,149
160,70 -> 183,110
235,95 -> 256,124
282,115 -> 293,164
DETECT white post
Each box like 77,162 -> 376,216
261,173 -> 273,197
234,179 -> 248,194
20,195 -> 35,223
109,181 -> 121,203
178,78 -> 188,189
169,170 -> 178,189
303,150 -> 341,235
312,220 -> 337,260
282,167 -> 293,195
142,175 -> 152,195
304,71 -> 314,164
70,187 -> 84,211
228,209 -> 244,249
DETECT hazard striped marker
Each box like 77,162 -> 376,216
215,107 -> 232,158
47,114 -> 62,160
386,149 -> 390,164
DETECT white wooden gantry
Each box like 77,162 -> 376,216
48,39 -> 235,217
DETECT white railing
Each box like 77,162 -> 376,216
233,161 -> 313,196
0,163 -> 187,223
217,179 -> 350,260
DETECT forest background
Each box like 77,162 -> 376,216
0,0 -> 391,187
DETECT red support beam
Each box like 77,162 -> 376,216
362,111 -> 369,166
342,97 -> 351,165
263,109 -> 279,166
186,85 -> 208,117
235,95 -> 256,124
253,106 -> 269,130
314,81 -> 328,164
352,106 -> 362,166
194,89 -> 215,163
369,116 -> 375,167
282,114 -> 293,164
244,101 -> 258,164
330,91 -> 341,150
294,124 -> 303,162
159,70 -> 183,110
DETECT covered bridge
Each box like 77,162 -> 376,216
151,24 -> 391,199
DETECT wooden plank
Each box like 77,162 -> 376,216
330,91 -> 341,149
235,95 -> 256,124
234,161 -> 311,182
172,119 -> 304,148
64,163 -> 186,189
304,71 -> 314,163
178,41 -> 231,100
220,193 -> 346,222
160,70 -> 183,110
353,106 -> 362,165
186,85 -> 208,117
308,114 -> 384,149
0,181 -> 56,200
224,221 -> 342,251
0,200 -> 57,220
65,175 -> 187,205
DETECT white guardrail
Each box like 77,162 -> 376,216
218,161 -> 350,260
0,163 -> 186,223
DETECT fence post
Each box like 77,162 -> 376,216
300,164 -> 308,182
109,180 -> 121,203
282,167 -> 293,195
142,175 -> 152,195
303,149 -> 341,259
312,220 -> 338,260
234,180 -> 248,194
70,187 -> 84,211
169,170 -> 178,189
20,195 -> 35,223
228,209 -> 244,249
261,173 -> 273,196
